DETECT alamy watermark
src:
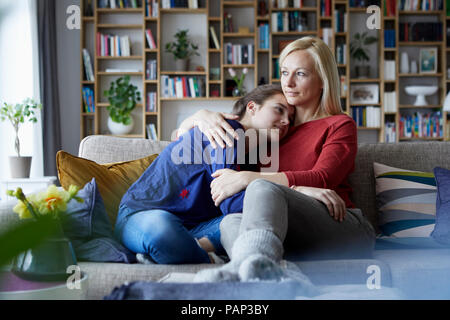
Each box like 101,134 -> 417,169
170,128 -> 281,172
66,5 -> 381,30
366,264 -> 381,290
66,265 -> 82,290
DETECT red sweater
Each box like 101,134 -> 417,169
278,114 -> 357,208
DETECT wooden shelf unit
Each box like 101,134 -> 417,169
79,0 -> 450,143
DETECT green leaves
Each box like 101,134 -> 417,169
165,29 -> 200,60
350,32 -> 378,64
104,75 -> 141,125
0,98 -> 42,157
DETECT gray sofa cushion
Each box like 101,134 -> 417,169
373,249 -> 450,299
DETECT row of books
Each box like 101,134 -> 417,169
96,33 -> 131,57
161,0 -> 198,8
258,23 -> 270,49
271,11 -> 308,32
145,0 -> 158,17
385,122 -> 396,143
146,92 -> 157,112
399,112 -> 443,138
384,91 -> 398,113
224,43 -> 255,65
82,49 -> 94,81
334,9 -> 347,33
321,28 -> 333,48
351,106 -> 381,128
384,30 -> 395,48
398,0 -> 443,11
146,60 -> 157,80
399,22 -> 443,42
273,59 -> 280,79
146,123 -> 157,140
320,0 -> 332,17
271,0 -> 305,8
384,0 -> 397,16
335,43 -> 347,65
145,29 -> 157,49
82,86 -> 96,113
384,60 -> 396,80
349,0 -> 379,7
160,75 -> 205,98
98,0 -> 141,8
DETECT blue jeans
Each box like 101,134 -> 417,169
116,209 -> 225,264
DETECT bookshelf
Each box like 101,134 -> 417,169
80,0 -> 450,143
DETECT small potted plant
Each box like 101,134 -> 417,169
228,67 -> 248,97
0,98 -> 42,178
104,75 -> 141,135
165,29 -> 200,71
350,32 -> 378,78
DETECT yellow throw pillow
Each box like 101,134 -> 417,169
56,151 -> 158,226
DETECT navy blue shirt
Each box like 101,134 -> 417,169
116,120 -> 245,229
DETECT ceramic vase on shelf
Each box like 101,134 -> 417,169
410,60 -> 418,74
401,52 -> 409,74
107,116 -> 134,135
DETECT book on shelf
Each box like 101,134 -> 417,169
320,0 -> 332,17
146,123 -> 157,140
321,28 -> 333,48
384,29 -> 395,48
399,22 -> 442,41
335,43 -> 346,64
161,0 -> 191,8
340,75 -> 347,97
384,60 -> 396,80
98,0 -> 141,8
224,12 -> 233,33
334,8 -> 347,32
82,49 -> 94,81
399,111 -> 443,139
383,0 -> 396,16
351,106 -> 381,128
209,26 -> 220,49
145,0 -> 159,17
385,122 -> 396,143
82,86 -> 96,113
398,0 -> 443,11
383,91 -> 397,113
160,75 -> 205,98
97,33 -> 131,57
258,23 -> 269,49
146,92 -> 157,112
224,43 -> 254,65
145,29 -> 157,49
146,60 -> 157,80
188,0 -> 198,8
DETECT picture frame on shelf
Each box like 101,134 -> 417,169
350,84 -> 379,104
419,48 -> 437,74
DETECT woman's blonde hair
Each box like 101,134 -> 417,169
279,36 -> 343,117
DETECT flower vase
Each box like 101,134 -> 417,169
11,221 -> 77,282
232,87 -> 246,97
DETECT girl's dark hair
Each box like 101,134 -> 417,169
232,84 -> 284,120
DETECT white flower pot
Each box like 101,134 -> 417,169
9,156 -> 32,178
107,116 -> 134,135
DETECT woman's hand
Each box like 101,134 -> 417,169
290,186 -> 346,222
178,109 -> 240,148
210,169 -> 255,206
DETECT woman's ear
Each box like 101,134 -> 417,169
246,101 -> 257,116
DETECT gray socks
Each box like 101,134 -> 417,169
193,229 -> 318,296
193,229 -> 283,281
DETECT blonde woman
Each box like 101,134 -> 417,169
180,37 -> 376,283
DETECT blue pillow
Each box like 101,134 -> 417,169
62,178 -> 136,263
431,167 -> 450,245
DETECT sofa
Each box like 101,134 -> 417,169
2,135 -> 450,300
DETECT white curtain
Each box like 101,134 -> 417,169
0,0 -> 43,180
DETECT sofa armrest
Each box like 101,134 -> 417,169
78,135 -> 171,164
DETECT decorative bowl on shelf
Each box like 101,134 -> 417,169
404,85 -> 438,106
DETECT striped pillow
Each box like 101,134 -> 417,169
374,162 -> 436,238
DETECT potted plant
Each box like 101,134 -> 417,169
104,75 -> 141,135
0,98 -> 42,178
165,29 -> 200,71
228,67 -> 248,97
350,32 -> 378,78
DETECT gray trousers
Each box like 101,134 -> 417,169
220,179 -> 376,260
